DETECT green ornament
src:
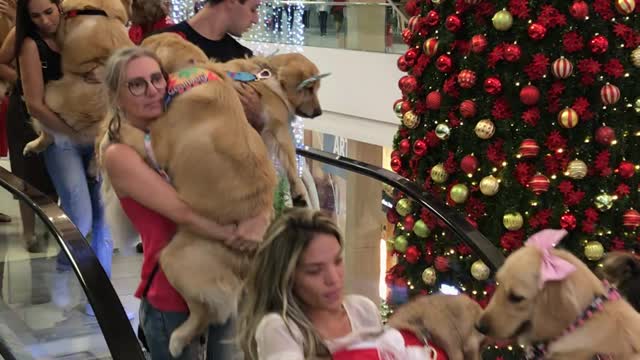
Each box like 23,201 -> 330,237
395,198 -> 412,217
634,97 -> 640,114
492,9 -> 513,31
595,194 -> 613,212
413,219 -> 431,238
435,123 -> 451,140
394,102 -> 404,119
450,184 -> 469,204
394,235 -> 409,253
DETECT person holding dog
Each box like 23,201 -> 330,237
237,208 -> 385,359
12,0 -> 117,317
153,0 -> 266,133
101,46 -> 267,360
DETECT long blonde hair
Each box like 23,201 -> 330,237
102,46 -> 164,143
238,208 -> 343,359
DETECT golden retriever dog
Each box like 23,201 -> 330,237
101,38 -> 277,357
388,294 -> 485,360
476,229 -> 640,359
24,0 -> 133,155
599,251 -> 640,312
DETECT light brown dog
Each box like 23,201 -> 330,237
388,294 -> 485,360
476,229 -> 640,360
24,0 -> 133,155
108,40 -> 277,357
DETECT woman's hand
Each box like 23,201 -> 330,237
0,1 -> 16,23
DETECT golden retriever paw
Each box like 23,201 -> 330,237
169,334 -> 188,358
23,141 -> 43,156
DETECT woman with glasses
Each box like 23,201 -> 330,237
100,46 -> 264,360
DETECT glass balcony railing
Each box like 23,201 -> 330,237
245,1 -> 409,54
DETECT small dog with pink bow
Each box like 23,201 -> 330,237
475,229 -> 640,360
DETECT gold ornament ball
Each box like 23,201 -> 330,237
492,10 -> 513,31
634,97 -> 640,114
471,260 -> 491,281
422,267 -> 437,285
474,119 -> 495,139
594,194 -> 613,212
431,0 -> 442,4
435,123 -> 451,140
503,212 -> 524,231
584,241 -> 605,261
413,219 -> 431,238
431,163 -> 449,183
395,198 -> 412,217
479,175 -> 500,196
450,184 -> 469,204
402,110 -> 420,129
566,159 -> 588,179
632,47 -> 640,68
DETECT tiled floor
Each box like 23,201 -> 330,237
0,158 -> 142,359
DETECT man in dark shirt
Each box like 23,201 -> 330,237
155,0 -> 265,130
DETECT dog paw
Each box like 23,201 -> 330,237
22,142 -> 38,156
169,334 -> 187,358
292,195 -> 307,207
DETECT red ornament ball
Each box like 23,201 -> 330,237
436,55 -> 453,72
617,161 -> 635,179
387,210 -> 400,224
623,209 -> 640,229
520,85 -> 540,105
528,23 -> 547,41
400,100 -> 412,114
399,138 -> 411,154
484,77 -> 502,95
457,70 -> 477,88
615,0 -> 636,14
426,91 -> 441,110
470,34 -> 488,53
434,256 -> 450,272
402,28 -> 413,45
589,35 -> 609,55
426,10 -> 440,26
390,156 -> 402,172
529,174 -> 550,195
600,83 -> 621,105
405,245 -> 420,264
397,56 -> 409,72
552,57 -> 574,79
404,215 -> 416,231
595,126 -> 616,145
445,14 -> 462,32
408,15 -> 420,32
399,75 -> 418,94
519,139 -> 540,158
460,100 -> 477,118
404,48 -> 419,66
423,38 -> 439,57
460,155 -> 479,174
570,0 -> 589,20
560,213 -> 577,230
504,43 -> 521,62
413,139 -> 427,156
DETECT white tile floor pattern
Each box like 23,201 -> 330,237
0,158 -> 142,359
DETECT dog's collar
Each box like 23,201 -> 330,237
65,9 -> 108,19
227,69 -> 272,83
525,281 -> 621,360
164,67 -> 220,107
144,132 -> 171,184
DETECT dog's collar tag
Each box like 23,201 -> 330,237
227,69 -> 272,83
164,67 -> 219,107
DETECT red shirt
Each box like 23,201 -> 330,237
120,197 -> 188,312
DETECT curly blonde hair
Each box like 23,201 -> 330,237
129,0 -> 169,25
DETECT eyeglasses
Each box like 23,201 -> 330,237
126,72 -> 167,96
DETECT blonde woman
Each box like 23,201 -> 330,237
238,208 -> 382,359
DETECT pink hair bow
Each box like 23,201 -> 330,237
526,229 -> 577,289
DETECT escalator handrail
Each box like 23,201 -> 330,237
0,167 -> 145,360
297,146 -> 505,270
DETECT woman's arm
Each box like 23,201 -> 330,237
104,143 -> 259,251
19,38 -> 74,135
0,28 -> 17,82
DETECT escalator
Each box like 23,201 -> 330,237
0,147 -> 504,359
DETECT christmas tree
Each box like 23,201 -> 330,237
386,0 -> 639,358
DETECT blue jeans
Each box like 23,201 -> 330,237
43,140 -> 112,277
139,299 -> 237,360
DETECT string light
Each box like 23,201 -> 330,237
170,0 -> 196,23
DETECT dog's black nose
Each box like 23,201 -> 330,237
475,321 -> 490,335
311,108 -> 322,118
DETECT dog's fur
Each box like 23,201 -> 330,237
599,251 -> 640,312
101,36 -> 277,357
388,294 -> 485,360
477,240 -> 640,359
130,0 -> 168,25
24,0 -> 133,155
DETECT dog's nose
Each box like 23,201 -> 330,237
311,108 -> 322,118
475,321 -> 490,335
